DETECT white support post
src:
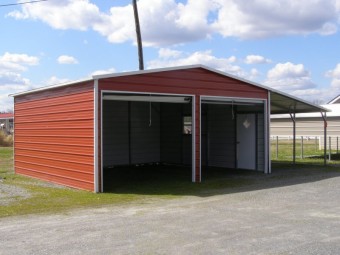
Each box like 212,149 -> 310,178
94,79 -> 99,193
264,92 -> 271,174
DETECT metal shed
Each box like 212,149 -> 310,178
11,65 -> 327,192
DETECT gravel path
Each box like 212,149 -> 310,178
0,182 -> 31,206
0,169 -> 340,255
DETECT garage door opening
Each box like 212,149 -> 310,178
101,93 -> 194,192
201,97 -> 266,180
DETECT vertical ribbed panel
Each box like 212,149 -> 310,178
257,113 -> 265,171
103,100 -> 129,166
207,105 -> 236,168
160,103 -> 183,164
14,82 -> 94,191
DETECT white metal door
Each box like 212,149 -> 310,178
237,114 -> 256,170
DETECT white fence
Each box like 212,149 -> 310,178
270,136 -> 339,161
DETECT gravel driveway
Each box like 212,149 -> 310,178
1,168 -> 340,255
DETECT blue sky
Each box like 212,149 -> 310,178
1,0 -> 340,111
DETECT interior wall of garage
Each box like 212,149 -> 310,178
201,103 -> 265,172
204,104 -> 236,168
102,100 -> 192,167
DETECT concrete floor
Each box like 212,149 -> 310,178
1,167 -> 340,255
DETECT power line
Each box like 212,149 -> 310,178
0,0 -> 48,7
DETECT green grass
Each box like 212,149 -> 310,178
0,146 -> 13,174
270,139 -> 340,165
0,147 -> 252,218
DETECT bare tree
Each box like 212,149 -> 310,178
132,0 -> 144,70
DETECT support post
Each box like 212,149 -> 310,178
321,112 -> 327,166
329,136 -> 331,161
289,112 -> 296,165
301,136 -> 304,159
276,136 -> 278,160
315,136 -> 317,151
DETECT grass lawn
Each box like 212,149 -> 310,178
271,138 -> 340,165
0,147 -> 253,218
1,145 -> 339,218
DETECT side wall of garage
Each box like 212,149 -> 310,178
14,81 -> 95,191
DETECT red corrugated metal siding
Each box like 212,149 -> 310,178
14,81 -> 95,191
98,68 -> 267,99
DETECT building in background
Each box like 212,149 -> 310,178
0,113 -> 14,134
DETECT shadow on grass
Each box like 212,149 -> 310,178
103,163 -> 340,197
305,153 -> 340,160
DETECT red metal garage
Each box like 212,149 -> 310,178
11,65 -> 326,192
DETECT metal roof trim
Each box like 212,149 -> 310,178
9,78 -> 93,97
92,64 -> 205,79
327,94 -> 340,104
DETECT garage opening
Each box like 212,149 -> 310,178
201,97 -> 266,180
101,93 -> 194,191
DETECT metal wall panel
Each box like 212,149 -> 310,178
182,104 -> 193,165
130,102 -> 160,164
207,105 -> 236,168
160,103 -> 183,164
102,100 -> 129,166
14,82 -> 94,191
102,101 -> 161,166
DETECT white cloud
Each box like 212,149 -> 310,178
95,0 -> 216,46
0,52 -> 39,72
91,68 -> 116,77
212,0 -> 340,39
289,88 -> 332,104
0,94 -> 14,113
45,76 -> 71,85
245,55 -> 271,64
0,52 -> 39,111
264,62 -> 316,91
8,0 -> 102,30
326,63 -> 340,89
249,68 -> 260,80
57,55 -> 78,64
148,48 -> 248,77
1,52 -> 39,66
8,0 -> 340,45
158,48 -> 183,59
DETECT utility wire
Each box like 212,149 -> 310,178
0,0 -> 47,7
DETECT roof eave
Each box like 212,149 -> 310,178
9,78 -> 94,97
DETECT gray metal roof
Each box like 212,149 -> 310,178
10,64 -> 328,114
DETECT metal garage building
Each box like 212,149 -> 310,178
11,65 -> 326,192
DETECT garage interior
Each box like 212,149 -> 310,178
102,93 -> 266,192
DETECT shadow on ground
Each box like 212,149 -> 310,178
103,163 -> 340,197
